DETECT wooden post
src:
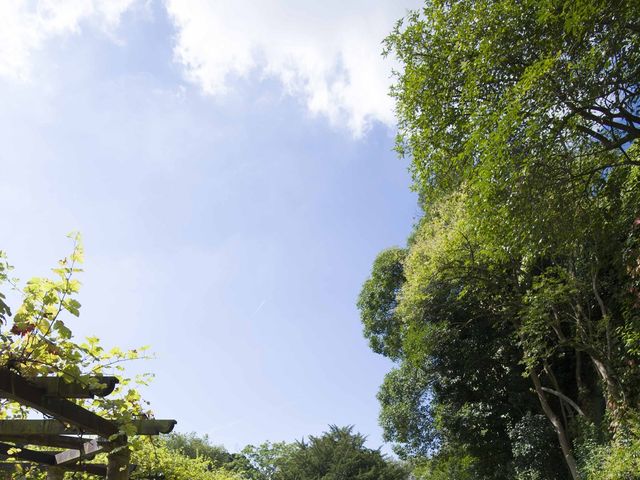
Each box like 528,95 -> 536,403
106,437 -> 130,480
46,466 -> 65,480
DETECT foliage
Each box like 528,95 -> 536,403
11,438 -> 242,480
385,0 -> 640,207
164,432 -> 236,469
410,449 -> 476,480
130,437 -> 242,480
222,427 -> 407,480
0,234 -> 159,480
275,425 -> 408,480
362,196 -> 549,478
358,248 -> 407,360
376,362 -> 433,459
230,441 -> 298,480
509,414 -> 562,480
576,415 -> 640,480
361,0 -> 640,478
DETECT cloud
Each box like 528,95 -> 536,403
0,0 -> 137,81
0,0 -> 419,135
164,0 -> 417,135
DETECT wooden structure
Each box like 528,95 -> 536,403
0,368 -> 176,479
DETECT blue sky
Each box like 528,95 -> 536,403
0,1 -> 419,452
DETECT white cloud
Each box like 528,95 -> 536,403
0,0 -> 137,81
0,0 -> 418,135
165,0 -> 417,135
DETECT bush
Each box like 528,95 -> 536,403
131,438 -> 242,480
509,413 -> 562,480
580,432 -> 640,479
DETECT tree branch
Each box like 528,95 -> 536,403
541,387 -> 585,417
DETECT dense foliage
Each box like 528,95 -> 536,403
360,0 -> 640,479
131,437 -> 241,480
162,428 -> 407,480
275,426 -> 407,480
231,441 -> 299,480
164,432 -> 238,468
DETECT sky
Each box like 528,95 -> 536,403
0,0 -> 420,452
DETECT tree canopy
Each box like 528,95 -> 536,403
360,1 -> 640,479
275,426 -> 407,480
168,427 -> 408,480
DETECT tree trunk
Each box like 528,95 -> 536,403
531,370 -> 581,480
590,355 -> 624,429
575,350 -> 584,397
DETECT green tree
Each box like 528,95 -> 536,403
131,437 -> 241,480
230,441 -> 298,480
386,0 -> 640,206
362,1 -> 640,478
360,203 -> 564,478
164,432 -> 236,469
410,449 -> 476,480
276,426 -> 408,480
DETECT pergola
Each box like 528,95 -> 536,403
0,368 -> 176,479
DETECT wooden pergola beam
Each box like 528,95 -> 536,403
0,420 -> 70,436
32,376 -> 119,398
0,369 -> 175,479
0,441 -> 56,465
0,419 -> 177,436
0,434 -> 89,449
126,419 -> 177,435
55,438 -> 103,465
0,368 -> 119,437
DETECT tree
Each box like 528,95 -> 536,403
164,432 -> 236,468
276,426 -> 408,480
386,0 -> 640,206
229,441 -> 298,480
132,436 -> 241,480
360,202 -> 565,478
361,1 -> 640,478
358,247 -> 407,361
